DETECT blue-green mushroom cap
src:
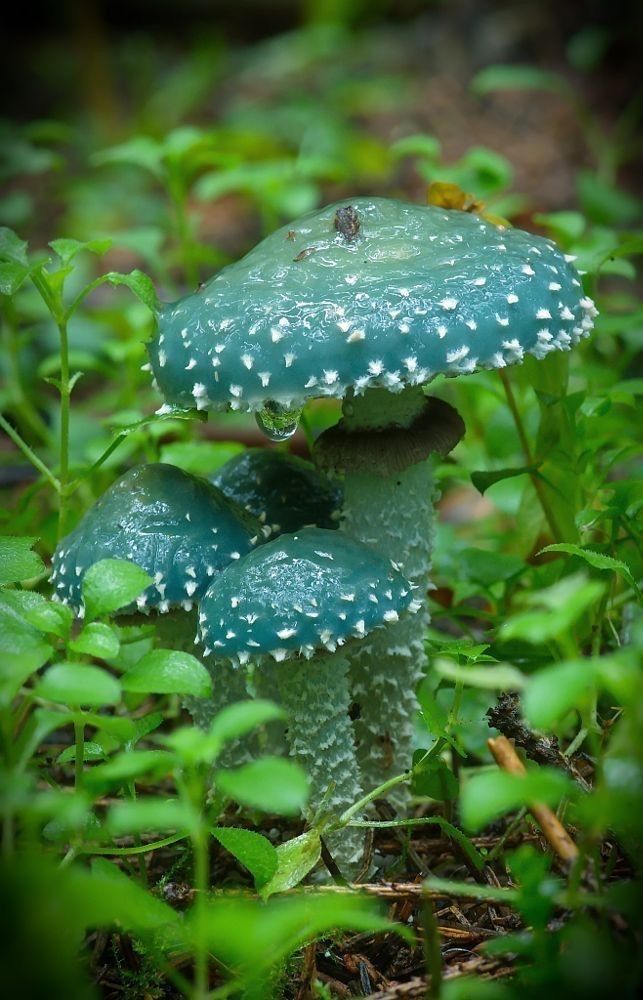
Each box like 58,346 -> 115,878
51,464 -> 261,617
196,527 -> 420,665
213,448 -> 342,535
148,197 -> 597,414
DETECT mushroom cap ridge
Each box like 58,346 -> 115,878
213,448 -> 342,535
51,463 -> 261,614
148,197 -> 597,414
196,527 -> 418,663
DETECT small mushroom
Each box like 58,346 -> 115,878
213,447 -> 342,537
195,527 -> 420,867
148,197 -> 597,796
51,463 -> 263,740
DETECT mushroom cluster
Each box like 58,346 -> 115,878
148,196 -> 596,796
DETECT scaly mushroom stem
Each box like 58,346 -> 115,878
315,386 -> 447,804
277,653 -> 364,869
341,456 -> 436,802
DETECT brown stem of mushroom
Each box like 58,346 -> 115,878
498,369 -> 563,542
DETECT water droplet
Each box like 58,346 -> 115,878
256,401 -> 302,442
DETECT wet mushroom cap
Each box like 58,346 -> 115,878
51,463 -> 261,614
196,527 -> 419,663
213,448 -> 343,535
148,197 -> 597,415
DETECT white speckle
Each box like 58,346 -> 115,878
319,629 -> 333,644
284,352 -> 296,368
402,356 -> 418,372
277,627 -> 296,640
258,371 -> 271,387
522,264 -> 535,276
304,375 -> 318,388
496,315 -> 509,327
314,550 -> 334,560
368,359 -> 385,376
537,328 -> 553,342
136,595 -> 147,609
383,609 -> 399,622
389,309 -> 401,320
564,254 -> 577,263
345,274 -> 358,285
559,305 -> 574,321
241,354 -> 254,370
399,287 -> 410,297
368,594 -> 379,603
437,324 -> 447,339
225,630 -> 236,639
323,370 -> 339,385
472,277 -> 486,287
185,581 -> 197,596
347,329 -> 366,343
439,297 -> 458,311
548,282 -> 561,291
185,512 -> 191,521
337,319 -> 351,333
158,350 -> 167,367
214,343 -> 226,353
185,358 -> 197,370
446,345 -> 470,363
278,317 -> 290,328
489,351 -> 506,368
271,328 -> 284,343
211,356 -> 220,368
354,620 -> 366,637
230,384 -> 243,398
230,552 -> 241,560
158,600 -> 169,614
506,293 -> 519,304
465,319 -> 478,331
536,308 -> 552,320
409,599 -> 423,613
399,322 -> 410,334
340,593 -> 355,602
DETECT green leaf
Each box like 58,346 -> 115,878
500,574 -> 605,645
106,798 -> 196,836
122,649 -> 212,697
538,543 -> 637,590
82,558 -> 152,621
207,699 -> 286,754
533,210 -> 586,244
471,64 -> 572,97
411,753 -> 460,801
260,829 -> 321,899
471,465 -> 539,495
159,439 -> 245,476
523,659 -> 597,729
434,658 -> 525,691
49,238 -> 112,263
104,270 -> 160,313
0,536 -> 44,585
216,757 -> 309,816
69,622 -> 120,659
577,170 -> 642,226
0,226 -> 28,264
93,136 -> 165,179
461,767 -> 572,831
459,548 -> 526,588
0,260 -> 33,295
35,662 -> 121,707
76,858 -> 178,930
19,594 -> 73,638
212,827 -> 278,890
390,133 -> 442,162
57,741 -> 107,764
85,749 -> 174,789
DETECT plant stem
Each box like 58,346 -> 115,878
499,369 -> 563,541
77,833 -> 188,856
56,315 -> 72,539
74,718 -> 84,789
0,413 -> 60,490
192,821 -> 210,1000
337,769 -> 411,828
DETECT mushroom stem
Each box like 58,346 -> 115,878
277,652 -> 364,869
340,456 -> 436,802
313,385 -> 455,803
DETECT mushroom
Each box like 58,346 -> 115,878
195,526 -> 420,867
51,463 -> 263,737
213,447 -> 342,538
147,197 -> 597,795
